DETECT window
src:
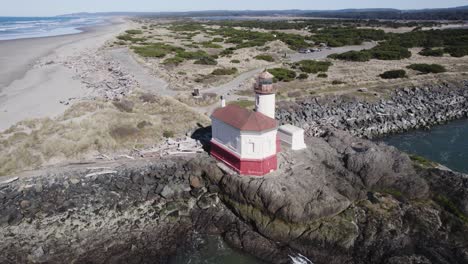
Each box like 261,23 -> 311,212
248,142 -> 255,153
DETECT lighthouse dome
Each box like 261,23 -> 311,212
258,70 -> 274,80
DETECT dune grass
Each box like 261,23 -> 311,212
0,92 -> 209,176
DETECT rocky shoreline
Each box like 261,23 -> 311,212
277,81 -> 468,139
1,129 -> 467,264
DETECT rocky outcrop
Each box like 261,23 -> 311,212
198,129 -> 468,264
277,81 -> 468,138
0,129 -> 467,264
0,158 -> 239,263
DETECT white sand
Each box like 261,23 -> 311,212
0,20 -> 128,131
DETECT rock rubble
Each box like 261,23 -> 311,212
277,81 -> 468,138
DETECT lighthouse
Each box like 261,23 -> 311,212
254,71 -> 276,119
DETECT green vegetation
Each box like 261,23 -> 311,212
294,60 -> 332,73
211,67 -> 238,75
311,27 -> 386,47
409,154 -> 437,167
317,73 -> 328,78
200,41 -> 223,49
220,48 -> 235,57
131,43 -> 183,58
254,54 -> 275,62
230,59 -> 240,63
435,195 -> 468,223
407,63 -> 447,74
169,23 -> 206,32
444,46 -> 468,58
163,56 -> 185,66
125,29 -> 143,35
332,80 -> 346,85
267,68 -> 297,82
297,73 -> 309,80
176,50 -> 209,60
329,50 -> 372,62
163,130 -> 175,138
194,56 -> 218,65
329,43 -> 411,62
379,69 -> 407,79
117,34 -> 146,43
419,48 -> 444,57
212,37 -> 224,42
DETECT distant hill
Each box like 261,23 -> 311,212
60,6 -> 468,20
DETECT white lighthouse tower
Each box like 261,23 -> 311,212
254,70 -> 276,119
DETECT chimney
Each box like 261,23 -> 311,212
220,95 -> 226,108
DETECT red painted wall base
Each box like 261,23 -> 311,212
210,140 -> 277,176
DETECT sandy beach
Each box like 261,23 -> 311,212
0,19 -> 129,131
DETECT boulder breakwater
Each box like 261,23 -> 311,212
1,129 -> 467,264
277,81 -> 468,138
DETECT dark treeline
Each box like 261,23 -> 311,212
132,6 -> 468,20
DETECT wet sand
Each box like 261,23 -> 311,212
0,19 -> 128,131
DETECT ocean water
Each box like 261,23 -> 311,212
380,119 -> 468,173
0,16 -> 106,41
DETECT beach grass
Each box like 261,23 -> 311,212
0,92 -> 209,176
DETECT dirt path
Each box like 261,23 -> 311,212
106,48 -> 177,97
109,42 -> 377,115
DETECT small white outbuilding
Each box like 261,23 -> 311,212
278,124 -> 307,150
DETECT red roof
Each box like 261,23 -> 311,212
211,105 -> 277,132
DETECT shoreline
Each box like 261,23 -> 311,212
0,18 -> 129,131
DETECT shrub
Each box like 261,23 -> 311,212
230,59 -> 241,63
212,68 -> 238,75
435,195 -> 468,223
131,43 -> 183,58
407,63 -> 446,74
297,73 -> 309,80
419,48 -> 444,57
317,73 -> 328,78
112,100 -> 134,112
379,69 -> 407,79
444,46 -> 468,57
329,50 -> 371,62
370,44 -> 412,60
137,121 -> 152,129
332,80 -> 345,85
220,48 -> 235,57
163,130 -> 175,138
212,37 -> 224,42
125,29 -> 143,35
176,50 -> 208,60
329,44 -> 411,61
254,54 -> 275,62
295,60 -> 332,73
194,56 -> 218,65
267,68 -> 297,82
117,34 -> 146,43
110,125 -> 139,139
163,56 -> 185,65
139,93 -> 157,103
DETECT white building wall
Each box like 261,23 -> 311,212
278,124 -> 307,150
239,129 -> 277,159
255,93 -> 276,119
211,118 -> 241,155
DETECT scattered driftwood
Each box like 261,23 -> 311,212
92,136 -> 204,161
